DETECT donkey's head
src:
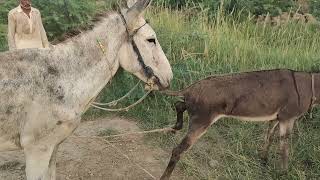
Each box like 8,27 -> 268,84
118,0 -> 173,90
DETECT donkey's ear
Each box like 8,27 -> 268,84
127,0 -> 151,16
127,0 -> 151,9
127,0 -> 137,8
126,0 -> 151,31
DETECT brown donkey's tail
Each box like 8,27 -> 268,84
159,90 -> 185,97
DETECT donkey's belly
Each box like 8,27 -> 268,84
228,111 -> 278,122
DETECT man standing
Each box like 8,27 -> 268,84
7,0 -> 50,50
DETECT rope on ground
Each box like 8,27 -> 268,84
71,135 -> 157,179
103,127 -> 175,138
92,80 -> 141,107
90,90 -> 152,112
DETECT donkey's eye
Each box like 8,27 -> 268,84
147,38 -> 156,45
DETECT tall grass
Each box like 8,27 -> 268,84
0,24 -> 7,51
88,5 -> 320,179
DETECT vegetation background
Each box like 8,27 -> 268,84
1,0 -> 320,179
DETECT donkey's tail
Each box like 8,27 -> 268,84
159,90 -> 185,97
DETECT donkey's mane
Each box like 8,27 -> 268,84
51,11 -> 116,45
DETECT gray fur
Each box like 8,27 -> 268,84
0,1 -> 173,179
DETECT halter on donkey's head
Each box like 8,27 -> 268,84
91,0 -> 161,112
118,1 -> 161,89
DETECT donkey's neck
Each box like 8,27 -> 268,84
52,12 -> 127,114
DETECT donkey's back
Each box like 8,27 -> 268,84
184,69 -> 312,117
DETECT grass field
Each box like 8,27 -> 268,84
88,5 -> 320,180
1,2 -> 320,179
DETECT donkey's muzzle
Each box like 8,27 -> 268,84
144,76 -> 168,91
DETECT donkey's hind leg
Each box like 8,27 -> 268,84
278,119 -> 295,171
260,120 -> 279,164
160,113 -> 221,180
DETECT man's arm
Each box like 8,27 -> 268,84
38,11 -> 49,48
7,12 -> 16,50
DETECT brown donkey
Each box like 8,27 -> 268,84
160,69 -> 319,180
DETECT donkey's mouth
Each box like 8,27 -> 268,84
144,84 -> 159,91
144,76 -> 168,91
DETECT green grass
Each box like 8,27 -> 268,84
86,5 -> 320,179
1,1 -> 320,178
0,24 -> 7,51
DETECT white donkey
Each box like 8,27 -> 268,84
0,0 -> 173,179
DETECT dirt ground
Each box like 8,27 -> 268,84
0,117 -> 187,180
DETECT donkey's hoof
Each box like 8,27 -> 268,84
170,128 -> 178,134
171,126 -> 182,134
172,124 -> 183,131
258,153 -> 269,166
276,169 -> 288,177
260,157 -> 268,166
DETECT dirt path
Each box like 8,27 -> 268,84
0,117 -> 186,180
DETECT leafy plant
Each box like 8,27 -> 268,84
310,0 -> 320,20
32,0 -> 97,40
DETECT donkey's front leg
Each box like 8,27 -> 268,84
23,119 -> 79,180
24,143 -> 56,180
47,146 -> 59,180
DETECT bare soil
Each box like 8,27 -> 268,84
0,117 -> 187,180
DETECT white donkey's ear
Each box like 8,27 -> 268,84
126,0 -> 151,31
127,0 -> 137,8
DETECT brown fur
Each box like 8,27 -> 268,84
160,69 -> 320,180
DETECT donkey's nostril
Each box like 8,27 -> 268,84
145,66 -> 154,78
